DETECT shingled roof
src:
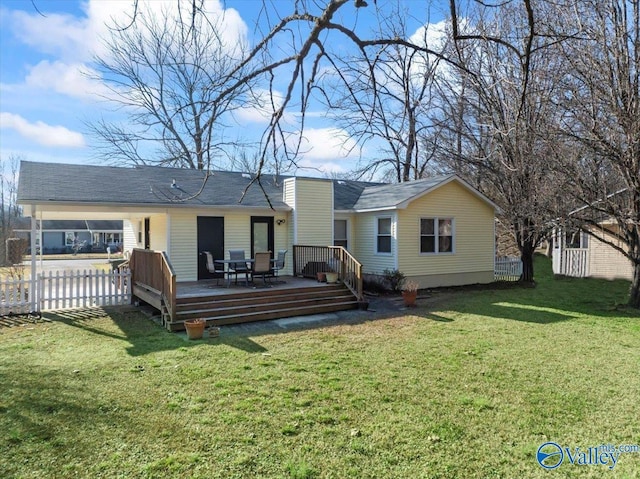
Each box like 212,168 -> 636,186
18,161 -> 289,210
18,161 -> 496,212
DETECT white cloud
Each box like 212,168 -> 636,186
281,127 -> 361,174
234,89 -> 298,125
0,113 -> 86,148
9,0 -> 247,63
296,128 -> 360,161
25,61 -> 111,101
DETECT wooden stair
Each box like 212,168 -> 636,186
166,283 -> 358,331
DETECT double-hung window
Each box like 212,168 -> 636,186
376,217 -> 392,254
420,218 -> 454,254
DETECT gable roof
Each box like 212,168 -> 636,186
18,161 -> 498,214
18,161 -> 290,210
350,175 -> 499,212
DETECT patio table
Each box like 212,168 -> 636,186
215,258 -> 254,287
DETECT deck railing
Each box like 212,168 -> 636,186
130,248 -> 177,320
293,245 -> 363,301
557,249 -> 589,278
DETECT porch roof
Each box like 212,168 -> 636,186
18,161 -> 290,211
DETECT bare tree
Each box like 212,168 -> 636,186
434,0 -> 573,282
89,1 -> 254,170
0,155 -> 23,266
317,8 -> 446,182
557,0 -> 640,307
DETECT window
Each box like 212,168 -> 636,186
420,218 -> 454,254
377,217 -> 392,254
565,229 -> 588,249
65,232 -> 77,246
334,219 -> 348,249
105,233 -> 121,244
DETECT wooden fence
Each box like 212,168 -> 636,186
495,256 -> 523,281
0,268 -> 131,316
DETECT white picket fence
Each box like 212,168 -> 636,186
0,268 -> 131,316
495,256 -> 523,281
0,277 -> 31,315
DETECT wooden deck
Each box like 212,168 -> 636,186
175,275 -> 326,298
133,276 -> 359,331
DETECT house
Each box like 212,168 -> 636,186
552,222 -> 634,280
17,161 -> 499,328
13,218 -> 123,254
18,160 -> 498,287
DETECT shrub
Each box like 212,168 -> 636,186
382,268 -> 406,293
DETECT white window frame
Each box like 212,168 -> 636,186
419,217 -> 455,255
565,229 -> 588,249
65,232 -> 77,246
376,216 -> 393,255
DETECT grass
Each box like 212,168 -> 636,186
0,256 -> 639,478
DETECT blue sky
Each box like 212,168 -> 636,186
0,0 -> 446,176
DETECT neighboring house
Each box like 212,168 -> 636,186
552,223 -> 634,280
17,161 -> 498,288
13,218 -> 123,254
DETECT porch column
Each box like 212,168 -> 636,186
29,206 -> 37,312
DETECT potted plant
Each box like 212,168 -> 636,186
401,280 -> 419,307
325,271 -> 339,283
184,318 -> 206,339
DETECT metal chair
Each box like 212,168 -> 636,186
271,249 -> 287,283
252,251 -> 272,286
229,249 -> 250,285
202,251 -> 226,286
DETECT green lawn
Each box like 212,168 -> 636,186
1,257 -> 639,478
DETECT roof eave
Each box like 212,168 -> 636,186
19,199 -> 292,212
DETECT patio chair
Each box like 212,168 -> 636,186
252,251 -> 273,287
229,249 -> 251,285
271,249 -> 287,283
202,251 -> 226,286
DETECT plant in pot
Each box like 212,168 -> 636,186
401,280 -> 419,307
325,271 -> 339,283
184,318 -> 206,339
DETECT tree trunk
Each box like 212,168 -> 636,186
519,242 -> 536,283
629,261 -> 640,309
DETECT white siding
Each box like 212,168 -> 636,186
122,219 -> 137,256
168,213 -> 198,281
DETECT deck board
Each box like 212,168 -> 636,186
175,275 -> 328,299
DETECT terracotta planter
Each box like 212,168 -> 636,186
325,272 -> 339,283
185,319 -> 206,339
317,272 -> 327,282
402,290 -> 417,307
